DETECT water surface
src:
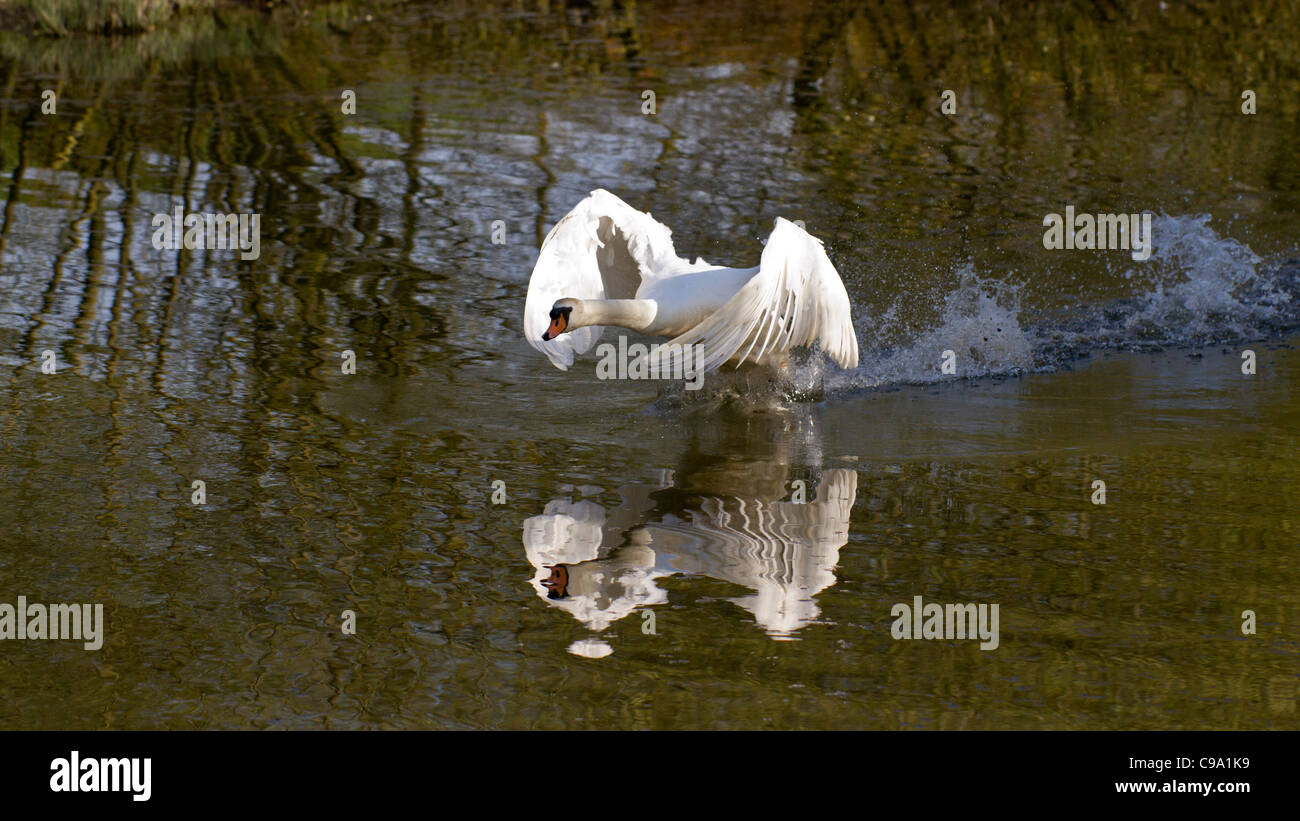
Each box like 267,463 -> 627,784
0,0 -> 1297,729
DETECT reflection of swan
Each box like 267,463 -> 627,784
523,189 -> 859,374
521,468 -> 857,638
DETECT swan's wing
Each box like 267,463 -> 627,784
523,189 -> 692,370
646,217 -> 859,374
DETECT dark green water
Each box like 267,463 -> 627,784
0,0 -> 1297,729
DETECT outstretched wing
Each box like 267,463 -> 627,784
645,217 -> 859,375
523,189 -> 691,370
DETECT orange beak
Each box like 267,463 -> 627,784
542,314 -> 567,341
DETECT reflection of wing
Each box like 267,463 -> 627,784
523,189 -> 698,370
644,218 -> 859,374
521,499 -> 606,567
787,468 -> 857,542
662,469 -> 858,636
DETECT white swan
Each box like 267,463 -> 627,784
523,189 -> 860,377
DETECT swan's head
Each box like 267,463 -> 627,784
541,299 -> 579,341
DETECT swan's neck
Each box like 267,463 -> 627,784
578,299 -> 658,333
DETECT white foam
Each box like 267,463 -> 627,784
821,215 -> 1298,396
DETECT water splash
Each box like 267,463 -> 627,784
840,267 -> 1033,390
826,214 -> 1300,395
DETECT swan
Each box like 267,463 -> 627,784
523,189 -> 860,378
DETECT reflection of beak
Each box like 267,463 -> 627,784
542,564 -> 570,598
541,314 -> 566,341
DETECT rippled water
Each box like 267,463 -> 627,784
0,0 -> 1297,729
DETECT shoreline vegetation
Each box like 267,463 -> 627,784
0,0 -> 218,35
0,0 -> 392,36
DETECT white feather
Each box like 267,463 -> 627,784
523,190 -> 859,374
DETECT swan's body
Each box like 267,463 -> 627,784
523,189 -> 859,377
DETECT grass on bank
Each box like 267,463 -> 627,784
0,0 -> 221,35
